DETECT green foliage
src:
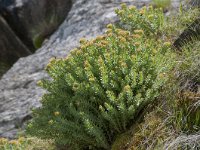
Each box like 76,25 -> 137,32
174,91 -> 200,132
115,4 -> 164,36
27,4 -> 174,150
176,42 -> 200,84
172,42 -> 200,133
0,62 -> 10,78
152,0 -> 171,9
33,34 -> 44,49
0,137 -> 55,150
163,7 -> 200,39
127,110 -> 171,150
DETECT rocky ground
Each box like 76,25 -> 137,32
0,0 -> 181,138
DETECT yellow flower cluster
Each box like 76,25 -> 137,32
132,34 -> 142,39
163,42 -> 171,47
79,38 -> 87,44
129,5 -> 136,11
106,23 -> 113,29
0,138 -> 8,144
54,111 -> 60,116
48,120 -> 54,125
120,3 -> 127,9
124,85 -> 131,91
134,42 -> 140,47
9,140 -> 19,145
134,29 -> 144,35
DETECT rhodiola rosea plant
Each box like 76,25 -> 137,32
27,4 -> 174,150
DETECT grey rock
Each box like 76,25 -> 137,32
0,15 -> 31,74
0,0 -> 72,50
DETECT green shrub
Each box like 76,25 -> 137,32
27,5 -> 174,150
115,4 -> 164,36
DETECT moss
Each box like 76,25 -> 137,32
33,34 -> 44,49
111,132 -> 132,150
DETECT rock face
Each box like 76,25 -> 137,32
0,15 -> 31,68
189,0 -> 200,7
0,0 -> 72,50
0,0 -> 182,138
173,18 -> 200,50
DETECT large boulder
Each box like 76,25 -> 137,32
0,15 -> 31,76
0,15 -> 31,64
0,0 -> 72,50
189,0 -> 200,7
173,18 -> 200,50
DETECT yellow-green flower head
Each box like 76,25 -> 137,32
121,3 -> 127,9
118,10 -> 124,15
132,34 -> 142,39
134,42 -> 140,47
163,42 -> 171,47
148,5 -> 153,11
119,37 -> 126,43
139,6 -> 146,15
104,52 -> 110,58
152,49 -> 157,54
65,55 -> 72,61
141,6 -> 147,10
131,55 -> 136,60
114,8 -> 119,14
37,80 -> 43,86
107,33 -> 113,37
96,43 -> 103,48
128,14 -> 133,19
139,9 -> 145,15
134,29 -> 144,35
105,29 -> 112,34
80,45 -> 87,50
136,48 -> 141,52
54,111 -> 60,116
73,83 -> 79,91
9,140 -> 19,145
124,85 -> 131,91
96,35 -> 105,41
79,38 -> 87,44
120,62 -> 127,67
98,57 -> 103,64
118,30 -> 129,36
18,137 -> 25,143
76,50 -> 82,55
48,120 -> 54,125
49,58 -> 56,65
89,77 -> 95,82
158,73 -> 167,79
71,48 -> 78,52
70,49 -> 77,55
84,60 -> 90,68
0,138 -> 8,144
129,5 -> 136,11
101,40 -> 108,45
106,23 -> 113,29
148,14 -> 154,19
